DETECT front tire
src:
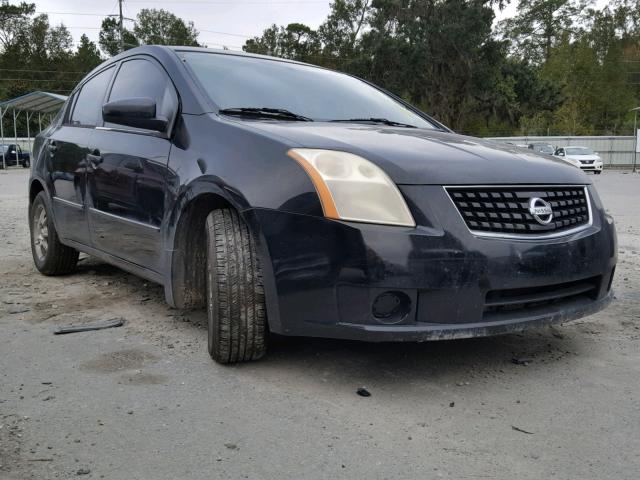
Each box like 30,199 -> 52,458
205,209 -> 267,363
29,192 -> 79,275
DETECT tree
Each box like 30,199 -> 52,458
99,17 -> 138,56
74,34 -> 102,71
133,9 -> 199,47
500,0 -> 591,63
318,0 -> 370,59
99,8 -> 199,56
244,23 -> 320,62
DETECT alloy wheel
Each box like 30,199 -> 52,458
33,204 -> 49,261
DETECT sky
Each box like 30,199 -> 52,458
28,0 -> 609,52
33,0 -> 336,51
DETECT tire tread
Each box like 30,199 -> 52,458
206,209 -> 266,363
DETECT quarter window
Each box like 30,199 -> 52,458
107,59 -> 177,127
70,67 -> 114,127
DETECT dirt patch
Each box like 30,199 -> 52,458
0,414 -> 24,476
119,372 -> 169,386
80,349 -> 159,374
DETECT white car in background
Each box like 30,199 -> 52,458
554,146 -> 603,174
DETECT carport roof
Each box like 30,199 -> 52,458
0,91 -> 68,114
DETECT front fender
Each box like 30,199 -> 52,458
162,179 -> 281,333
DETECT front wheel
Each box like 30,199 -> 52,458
29,192 -> 79,275
205,209 -> 267,363
22,159 -> 30,168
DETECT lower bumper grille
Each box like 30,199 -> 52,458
484,276 -> 601,318
446,185 -> 591,237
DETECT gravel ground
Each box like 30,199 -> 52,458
1,168 -> 639,480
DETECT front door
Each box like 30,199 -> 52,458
49,66 -> 115,245
86,57 -> 178,273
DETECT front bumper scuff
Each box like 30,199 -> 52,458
245,184 -> 617,342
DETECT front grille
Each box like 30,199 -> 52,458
483,276 -> 601,318
446,185 -> 590,236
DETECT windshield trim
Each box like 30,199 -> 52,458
176,50 -> 448,132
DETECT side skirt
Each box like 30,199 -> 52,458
61,238 -> 165,286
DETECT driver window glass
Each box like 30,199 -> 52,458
70,66 -> 114,127
106,58 -> 177,129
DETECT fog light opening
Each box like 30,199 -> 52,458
372,291 -> 411,325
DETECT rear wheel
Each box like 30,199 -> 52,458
29,192 -> 79,275
205,209 -> 267,363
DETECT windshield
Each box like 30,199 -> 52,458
532,144 -> 554,153
565,147 -> 594,155
181,52 -> 437,129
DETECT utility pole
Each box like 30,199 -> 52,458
633,108 -> 638,174
119,0 -> 124,53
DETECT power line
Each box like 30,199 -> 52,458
126,0 -> 328,3
0,68 -> 88,74
0,78 -> 81,83
199,29 -> 253,38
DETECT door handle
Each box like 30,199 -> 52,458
87,151 -> 103,167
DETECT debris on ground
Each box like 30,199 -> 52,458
511,425 -> 535,435
54,318 -> 125,335
356,387 -> 371,397
8,305 -> 30,314
511,357 -> 534,366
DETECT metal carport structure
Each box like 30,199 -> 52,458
0,91 -> 68,169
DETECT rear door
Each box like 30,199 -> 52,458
86,57 -> 177,272
48,66 -> 115,245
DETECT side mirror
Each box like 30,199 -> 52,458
102,97 -> 168,133
558,152 -> 564,156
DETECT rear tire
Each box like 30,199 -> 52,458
205,209 -> 267,363
29,192 -> 79,275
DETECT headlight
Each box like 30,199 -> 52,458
288,148 -> 415,227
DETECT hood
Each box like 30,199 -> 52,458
243,121 -> 589,185
566,154 -> 601,161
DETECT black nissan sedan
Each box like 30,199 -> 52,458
28,46 -> 616,363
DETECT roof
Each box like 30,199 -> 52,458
0,91 -> 68,113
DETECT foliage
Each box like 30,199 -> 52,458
133,9 -> 199,47
243,0 -> 639,135
0,0 -> 638,138
99,17 -> 139,56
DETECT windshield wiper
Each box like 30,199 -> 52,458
329,117 -> 418,128
219,107 -> 312,122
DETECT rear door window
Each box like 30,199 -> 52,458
70,66 -> 115,127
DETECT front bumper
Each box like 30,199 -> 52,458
580,161 -> 603,171
247,185 -> 617,341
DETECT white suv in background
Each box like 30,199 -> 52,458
555,146 -> 603,174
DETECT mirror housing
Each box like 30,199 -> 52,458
102,97 -> 168,133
